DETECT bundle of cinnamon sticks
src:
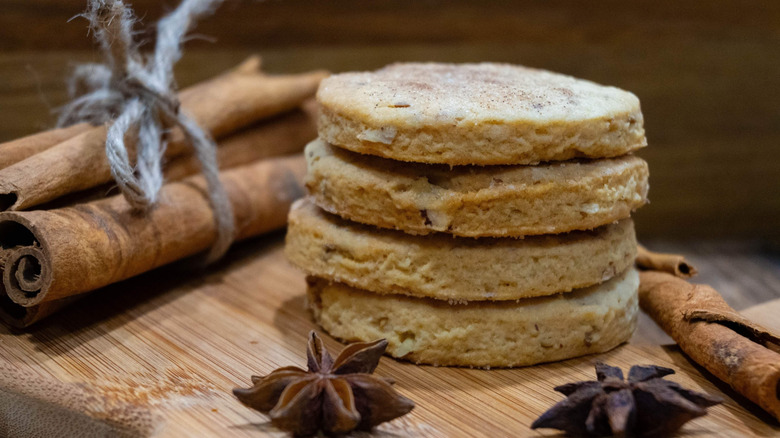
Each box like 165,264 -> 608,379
0,57 -> 328,327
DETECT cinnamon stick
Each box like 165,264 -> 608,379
0,57 -> 326,211
31,104 -> 316,212
0,294 -> 72,328
175,57 -> 324,139
639,270 -> 780,420
0,154 -> 305,308
0,123 -> 92,170
636,244 -> 697,278
164,105 -> 316,181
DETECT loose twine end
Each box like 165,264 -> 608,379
58,0 -> 234,261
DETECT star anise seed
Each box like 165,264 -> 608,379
531,362 -> 723,437
233,331 -> 415,436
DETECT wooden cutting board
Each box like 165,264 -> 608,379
1,235 -> 778,437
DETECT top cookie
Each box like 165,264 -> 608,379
317,63 -> 646,165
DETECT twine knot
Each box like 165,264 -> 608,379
58,0 -> 234,262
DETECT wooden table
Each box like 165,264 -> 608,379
0,235 -> 778,437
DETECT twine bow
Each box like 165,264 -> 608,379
58,0 -> 234,262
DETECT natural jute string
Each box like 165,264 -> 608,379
58,0 -> 234,262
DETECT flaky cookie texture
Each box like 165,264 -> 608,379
317,63 -> 646,165
285,198 -> 637,301
305,139 -> 649,237
307,268 -> 639,368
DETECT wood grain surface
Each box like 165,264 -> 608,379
0,236 -> 778,437
1,0 -> 779,239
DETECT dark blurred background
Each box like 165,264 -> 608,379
2,0 -> 779,240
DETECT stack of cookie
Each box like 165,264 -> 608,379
286,63 -> 649,367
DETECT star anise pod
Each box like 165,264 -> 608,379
531,362 -> 723,437
233,331 -> 415,436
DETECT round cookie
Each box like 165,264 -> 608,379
305,138 -> 649,237
307,268 -> 639,368
285,198 -> 637,301
317,63 -> 646,165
